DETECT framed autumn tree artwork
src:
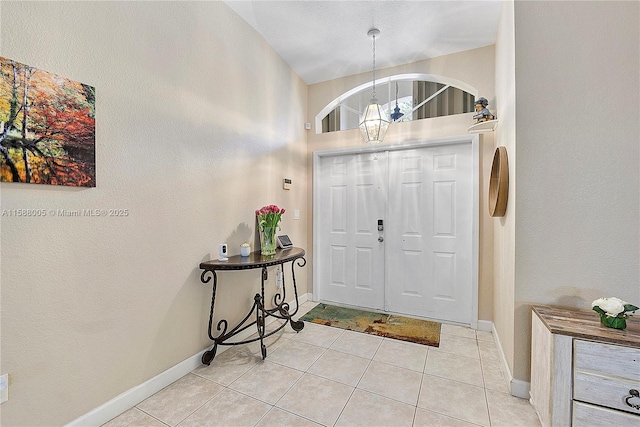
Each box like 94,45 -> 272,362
0,57 -> 96,187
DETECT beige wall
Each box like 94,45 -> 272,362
306,45 -> 496,321
0,2 -> 308,425
511,0 -> 639,381
4,2 -> 635,423
493,0 -> 517,378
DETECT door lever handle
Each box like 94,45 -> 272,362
378,236 -> 384,242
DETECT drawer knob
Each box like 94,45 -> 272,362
624,389 -> 640,410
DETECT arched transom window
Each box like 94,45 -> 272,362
316,73 -> 478,134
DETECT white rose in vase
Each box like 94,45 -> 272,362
595,297 -> 627,317
593,296 -> 638,330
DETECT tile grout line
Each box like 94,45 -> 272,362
134,373 -> 227,427
267,322 -> 334,424
132,407 -> 171,427
332,382 -> 358,426
483,383 -> 493,426
113,320 -> 534,427
478,334 -> 493,427
414,334 -> 492,427
282,324 -> 348,427
185,329 -> 311,425
411,348 -> 430,426
327,325 -> 381,426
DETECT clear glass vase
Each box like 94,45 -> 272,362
259,226 -> 277,256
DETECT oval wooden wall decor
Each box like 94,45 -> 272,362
489,146 -> 509,217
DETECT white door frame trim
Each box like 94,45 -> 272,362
312,134 -> 480,328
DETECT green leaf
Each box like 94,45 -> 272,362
601,316 -> 627,329
611,317 -> 627,329
624,304 -> 639,312
592,306 -> 606,316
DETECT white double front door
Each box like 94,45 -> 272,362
315,141 -> 474,324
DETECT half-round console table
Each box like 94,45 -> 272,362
198,247 -> 306,365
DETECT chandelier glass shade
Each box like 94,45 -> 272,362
359,98 -> 390,143
359,28 -> 390,144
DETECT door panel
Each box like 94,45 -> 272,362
316,143 -> 473,324
434,181 -> 455,236
386,144 -> 472,324
317,152 -> 386,310
329,246 -> 347,287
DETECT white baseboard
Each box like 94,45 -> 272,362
476,319 -> 493,332
66,293 -> 311,427
491,322 -> 531,399
510,378 -> 531,399
66,351 -> 204,427
297,292 -> 310,306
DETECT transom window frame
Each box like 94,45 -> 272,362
315,73 -> 479,134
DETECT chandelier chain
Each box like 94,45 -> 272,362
372,33 -> 376,99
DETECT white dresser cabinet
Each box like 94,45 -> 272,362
530,305 -> 640,427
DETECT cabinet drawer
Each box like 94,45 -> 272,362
574,339 -> 640,415
573,401 -> 640,426
574,371 -> 640,415
574,340 -> 640,381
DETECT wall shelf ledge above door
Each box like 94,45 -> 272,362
467,119 -> 498,134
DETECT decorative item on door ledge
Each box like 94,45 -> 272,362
592,297 -> 638,330
472,97 -> 495,123
489,146 -> 509,217
390,82 -> 404,122
359,28 -> 390,144
0,56 -> 96,187
256,205 -> 285,256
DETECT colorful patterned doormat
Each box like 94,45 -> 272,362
300,303 -> 440,347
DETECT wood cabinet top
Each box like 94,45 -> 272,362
532,304 -> 640,348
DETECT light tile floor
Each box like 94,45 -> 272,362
103,302 -> 541,427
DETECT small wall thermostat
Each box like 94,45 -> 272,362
283,178 -> 292,190
277,235 -> 293,249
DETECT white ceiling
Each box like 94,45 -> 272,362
225,0 -> 503,85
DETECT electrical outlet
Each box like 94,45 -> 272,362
294,209 -> 300,220
276,271 -> 283,289
0,374 -> 8,404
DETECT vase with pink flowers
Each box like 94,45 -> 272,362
256,205 -> 285,256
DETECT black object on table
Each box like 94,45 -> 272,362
198,247 -> 306,365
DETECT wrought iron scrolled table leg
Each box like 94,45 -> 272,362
201,269 -> 222,364
201,270 -> 219,341
256,272 -> 266,359
279,303 -> 290,318
288,256 -> 306,333
290,319 -> 305,332
199,249 -> 308,364
261,344 -> 267,359
255,293 -> 265,331
201,343 -> 217,365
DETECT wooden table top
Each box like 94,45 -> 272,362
532,304 -> 640,348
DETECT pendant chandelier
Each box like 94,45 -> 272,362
359,28 -> 390,144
